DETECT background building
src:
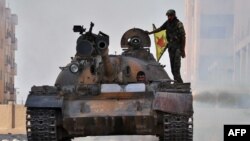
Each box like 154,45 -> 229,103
0,0 -> 18,103
233,0 -> 250,88
184,0 -> 235,90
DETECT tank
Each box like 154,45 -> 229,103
25,22 -> 193,141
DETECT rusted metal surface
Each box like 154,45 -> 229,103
157,82 -> 191,92
63,116 -> 157,136
121,28 -> 151,48
66,92 -> 153,100
153,92 -> 193,115
63,92 -> 154,117
64,99 -> 152,117
101,49 -> 114,79
55,68 -> 79,86
121,57 -> 169,82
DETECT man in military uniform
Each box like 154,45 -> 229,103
147,9 -> 186,83
136,71 -> 147,83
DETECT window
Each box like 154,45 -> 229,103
200,14 -> 234,39
0,39 -> 3,48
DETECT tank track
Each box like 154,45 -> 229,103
26,108 -> 70,141
159,113 -> 193,141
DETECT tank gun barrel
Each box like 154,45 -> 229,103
100,46 -> 113,77
96,34 -> 113,78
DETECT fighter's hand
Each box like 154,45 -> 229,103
145,30 -> 150,35
181,50 -> 186,58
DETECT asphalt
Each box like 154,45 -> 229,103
0,134 -> 27,141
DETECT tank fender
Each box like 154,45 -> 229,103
153,92 -> 193,115
25,95 -> 63,108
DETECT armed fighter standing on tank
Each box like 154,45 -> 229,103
147,9 -> 186,83
25,22 -> 193,141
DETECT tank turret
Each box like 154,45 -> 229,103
73,22 -> 114,80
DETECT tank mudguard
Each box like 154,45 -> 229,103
25,95 -> 63,108
153,92 -> 193,115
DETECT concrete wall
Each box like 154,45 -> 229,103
0,103 -> 26,134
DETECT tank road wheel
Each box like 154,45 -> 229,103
26,108 -> 71,141
159,113 -> 193,141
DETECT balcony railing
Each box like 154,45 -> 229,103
11,38 -> 17,50
10,63 -> 17,75
4,91 -> 16,102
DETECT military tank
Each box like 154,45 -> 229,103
25,22 -> 193,141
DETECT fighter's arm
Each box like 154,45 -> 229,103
176,22 -> 186,40
148,27 -> 163,35
147,21 -> 167,35
177,22 -> 186,58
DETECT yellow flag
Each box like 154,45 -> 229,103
153,24 -> 168,62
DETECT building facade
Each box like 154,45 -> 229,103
0,0 -> 17,103
184,0 -> 235,90
233,0 -> 250,88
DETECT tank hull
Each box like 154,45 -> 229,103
62,92 -> 156,136
63,115 -> 158,137
26,84 -> 193,140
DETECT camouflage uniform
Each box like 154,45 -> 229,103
159,17 -> 186,83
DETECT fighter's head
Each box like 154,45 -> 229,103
166,9 -> 176,21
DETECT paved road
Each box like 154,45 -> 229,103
0,134 -> 26,141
